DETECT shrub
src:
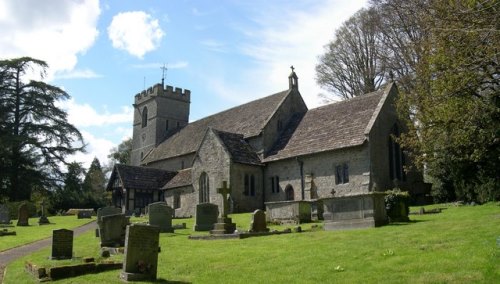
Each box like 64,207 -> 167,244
384,189 -> 410,222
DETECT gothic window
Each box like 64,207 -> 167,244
250,175 -> 255,196
388,124 -> 406,181
285,184 -> 294,201
335,163 -> 349,184
142,107 -> 148,128
199,172 -> 210,203
244,174 -> 249,196
270,176 -> 280,193
173,192 -> 181,209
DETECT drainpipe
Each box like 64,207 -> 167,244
297,157 -> 305,200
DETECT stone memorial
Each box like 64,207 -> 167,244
51,229 -> 73,259
77,210 -> 92,219
120,224 -> 160,282
148,202 -> 174,233
96,206 -> 121,237
211,181 -> 236,235
249,209 -> 269,233
99,213 -> 128,247
38,199 -> 50,225
194,203 -> 218,231
17,203 -> 29,226
0,204 -> 11,225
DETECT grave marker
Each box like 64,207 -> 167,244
120,224 -> 160,282
96,206 -> 121,237
17,203 -> 29,226
211,181 -> 236,235
194,203 -> 218,231
77,210 -> 92,219
51,229 -> 73,259
0,204 -> 11,225
148,202 -> 174,233
250,209 -> 269,233
99,213 -> 128,247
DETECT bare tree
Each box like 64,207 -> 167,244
316,8 -> 386,100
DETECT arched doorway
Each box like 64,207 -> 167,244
285,184 -> 294,201
199,172 -> 210,203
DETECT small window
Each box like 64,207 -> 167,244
270,177 -> 275,193
275,176 -> 280,192
181,160 -> 185,169
166,120 -> 169,131
335,163 -> 349,184
244,174 -> 249,196
250,175 -> 255,196
142,107 -> 148,128
177,121 -> 180,128
173,192 -> 181,209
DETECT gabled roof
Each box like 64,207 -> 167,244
106,164 -> 177,191
264,85 -> 393,162
162,168 -> 192,190
212,129 -> 263,166
142,89 -> 291,164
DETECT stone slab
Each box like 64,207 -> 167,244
51,229 -> 73,259
194,203 -> 218,231
148,202 -> 174,233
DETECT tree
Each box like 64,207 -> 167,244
0,57 -> 85,201
82,157 -> 107,207
397,0 -> 500,202
316,8 -> 386,100
53,162 -> 86,211
108,137 -> 132,165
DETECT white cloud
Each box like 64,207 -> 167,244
200,39 -> 227,52
58,99 -> 133,127
69,130 -> 116,169
0,0 -> 100,80
55,68 -> 102,80
107,11 -> 165,58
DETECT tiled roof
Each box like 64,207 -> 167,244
163,168 -> 192,189
142,89 -> 291,164
213,129 -> 263,166
108,164 -> 177,190
264,88 -> 386,162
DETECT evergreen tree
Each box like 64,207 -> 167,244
0,57 -> 85,201
82,157 -> 107,207
53,162 -> 85,211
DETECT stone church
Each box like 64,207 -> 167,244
107,69 -> 428,226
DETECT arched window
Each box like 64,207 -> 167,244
199,172 -> 210,203
285,184 -> 294,201
388,124 -> 406,181
141,107 -> 148,128
250,175 -> 255,196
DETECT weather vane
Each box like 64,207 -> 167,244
161,63 -> 168,87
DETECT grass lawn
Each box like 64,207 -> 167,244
3,203 -> 499,283
0,216 -> 94,252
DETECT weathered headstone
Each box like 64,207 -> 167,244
0,204 -> 11,225
148,202 -> 174,233
77,210 -> 92,219
120,224 -> 160,282
96,206 -> 121,237
211,181 -> 236,234
249,209 -> 269,233
194,203 -> 218,231
38,199 -> 50,225
51,229 -> 73,259
17,203 -> 29,226
99,213 -> 128,247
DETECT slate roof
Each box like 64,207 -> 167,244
107,164 -> 177,190
264,88 -> 387,162
212,129 -> 263,166
162,168 -> 192,190
142,89 -> 291,164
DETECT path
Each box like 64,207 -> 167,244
0,221 -> 96,283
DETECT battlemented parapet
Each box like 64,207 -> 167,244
134,83 -> 191,104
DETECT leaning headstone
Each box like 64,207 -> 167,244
0,204 -> 11,225
51,229 -> 73,259
96,206 -> 121,237
77,210 -> 92,219
194,203 -> 218,231
120,224 -> 160,282
148,202 -> 174,233
99,213 -> 128,247
249,209 -> 269,233
17,203 -> 29,226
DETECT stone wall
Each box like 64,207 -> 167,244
163,185 -> 196,218
230,163 -> 264,212
146,153 -> 194,171
264,145 -> 371,202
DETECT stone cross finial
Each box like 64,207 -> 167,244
216,181 -> 231,217
290,65 -> 295,72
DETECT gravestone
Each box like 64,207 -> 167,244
77,210 -> 92,219
211,181 -> 236,235
38,199 -> 50,225
17,203 -> 29,226
120,224 -> 160,282
51,229 -> 73,259
99,213 -> 128,247
96,206 -> 121,237
148,202 -> 174,233
194,203 -> 218,231
249,209 -> 269,233
0,204 -> 11,225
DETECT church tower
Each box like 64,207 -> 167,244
131,83 -> 191,166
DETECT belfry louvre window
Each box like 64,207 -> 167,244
142,107 -> 148,128
335,163 -> 349,184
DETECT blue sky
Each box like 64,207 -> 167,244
0,0 -> 367,169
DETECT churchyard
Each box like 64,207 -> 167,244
1,203 -> 498,283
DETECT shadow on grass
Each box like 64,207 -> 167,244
153,278 -> 190,283
386,219 -> 428,226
